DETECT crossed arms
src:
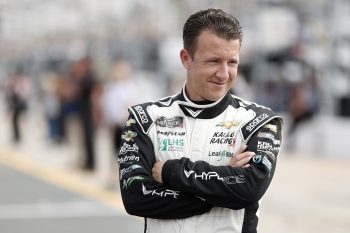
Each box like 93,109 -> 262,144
118,113 -> 282,219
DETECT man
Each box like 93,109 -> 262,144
6,69 -> 31,143
118,8 -> 283,233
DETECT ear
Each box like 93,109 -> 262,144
180,49 -> 191,70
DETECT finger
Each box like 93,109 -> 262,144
152,161 -> 160,170
152,161 -> 164,183
230,152 -> 254,167
152,168 -> 159,180
233,151 -> 255,161
236,155 -> 253,167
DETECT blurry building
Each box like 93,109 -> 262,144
1,0 -> 350,157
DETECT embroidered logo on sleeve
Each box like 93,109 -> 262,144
142,184 -> 180,198
121,130 -> 137,142
184,169 -> 245,184
246,113 -> 269,132
129,104 -> 153,134
119,142 -> 139,154
263,123 -> 277,133
120,165 -> 142,179
126,118 -> 136,126
123,176 -> 145,189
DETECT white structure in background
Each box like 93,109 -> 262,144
256,7 -> 299,54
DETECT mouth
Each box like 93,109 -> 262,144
208,81 -> 226,87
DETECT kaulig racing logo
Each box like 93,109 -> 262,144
257,141 -> 280,151
210,131 -> 235,144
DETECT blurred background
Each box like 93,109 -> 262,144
0,0 -> 349,233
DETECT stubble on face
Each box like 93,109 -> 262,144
184,30 -> 240,102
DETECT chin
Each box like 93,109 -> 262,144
207,93 -> 225,102
206,87 -> 228,100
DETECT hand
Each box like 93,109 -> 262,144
229,151 -> 255,168
229,144 -> 255,168
152,161 -> 165,183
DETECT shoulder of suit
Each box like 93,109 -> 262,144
128,95 -> 178,134
231,95 -> 283,142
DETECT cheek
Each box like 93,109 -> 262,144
191,66 -> 212,80
199,66 -> 217,78
229,69 -> 238,81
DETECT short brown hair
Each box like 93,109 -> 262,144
183,8 -> 242,57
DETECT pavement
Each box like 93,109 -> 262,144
1,100 -> 350,233
0,163 -> 143,233
0,100 -> 144,233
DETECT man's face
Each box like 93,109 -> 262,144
181,30 -> 240,101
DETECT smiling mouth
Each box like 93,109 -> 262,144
209,81 -> 226,86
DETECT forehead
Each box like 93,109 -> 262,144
194,30 -> 240,58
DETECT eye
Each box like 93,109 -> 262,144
206,58 -> 219,64
228,60 -> 238,67
207,60 -> 218,64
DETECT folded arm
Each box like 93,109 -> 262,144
159,118 -> 283,210
118,113 -> 212,219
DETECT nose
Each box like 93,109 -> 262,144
216,63 -> 229,80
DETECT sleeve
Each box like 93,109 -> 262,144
118,112 -> 212,219
161,118 -> 283,210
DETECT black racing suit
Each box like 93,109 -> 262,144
118,86 -> 283,233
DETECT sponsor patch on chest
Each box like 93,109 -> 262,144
158,138 -> 184,152
210,131 -> 235,145
155,116 -> 184,128
208,150 -> 234,161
